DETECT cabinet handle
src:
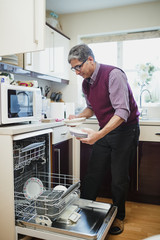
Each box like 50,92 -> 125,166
33,0 -> 38,44
155,133 -> 160,135
26,52 -> 32,66
136,146 -> 139,191
55,148 -> 61,179
49,32 -> 54,72
61,132 -> 67,135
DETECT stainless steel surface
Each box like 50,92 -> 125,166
17,199 -> 117,240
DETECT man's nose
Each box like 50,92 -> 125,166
75,69 -> 81,75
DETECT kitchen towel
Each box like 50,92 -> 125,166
50,102 -> 64,119
65,102 -> 75,118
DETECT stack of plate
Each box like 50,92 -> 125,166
1,54 -> 18,65
69,127 -> 88,138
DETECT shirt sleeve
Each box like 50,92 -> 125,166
83,92 -> 93,110
109,69 -> 130,122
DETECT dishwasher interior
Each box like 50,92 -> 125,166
13,131 -> 117,240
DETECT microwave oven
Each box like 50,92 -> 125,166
0,83 -> 42,125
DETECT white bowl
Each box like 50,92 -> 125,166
53,185 -> 67,192
63,117 -> 86,126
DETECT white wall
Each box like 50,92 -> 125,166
57,1 -> 160,109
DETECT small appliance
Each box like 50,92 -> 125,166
0,83 -> 42,125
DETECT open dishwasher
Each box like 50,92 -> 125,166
12,128 -> 117,240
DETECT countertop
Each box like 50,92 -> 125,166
0,121 -> 64,136
85,118 -> 160,126
0,117 -> 160,136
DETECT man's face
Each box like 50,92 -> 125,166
70,56 -> 95,79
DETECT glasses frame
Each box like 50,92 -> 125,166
71,59 -> 88,72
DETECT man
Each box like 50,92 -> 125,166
68,44 -> 140,235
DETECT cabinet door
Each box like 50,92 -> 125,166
52,30 -> 70,79
24,26 -> 70,79
24,25 -> 53,75
0,0 -> 45,56
135,141 -> 160,204
52,139 -> 72,176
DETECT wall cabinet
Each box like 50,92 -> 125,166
50,28 -> 70,80
0,0 -> 45,56
24,25 -> 53,75
24,25 -> 70,80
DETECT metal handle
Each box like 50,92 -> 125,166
61,132 -> 67,135
136,146 -> 139,191
61,181 -> 80,199
26,52 -> 32,66
55,148 -> 61,178
155,133 -> 160,136
49,31 -> 54,72
33,0 -> 38,44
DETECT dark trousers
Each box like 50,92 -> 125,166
80,123 -> 140,220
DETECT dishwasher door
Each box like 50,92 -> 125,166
16,199 -> 117,240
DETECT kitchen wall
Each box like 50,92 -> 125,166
57,1 -> 160,109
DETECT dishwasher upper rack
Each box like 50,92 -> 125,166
14,172 -> 80,222
13,141 -> 46,171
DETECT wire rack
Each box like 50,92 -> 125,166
14,172 -> 80,223
13,141 -> 46,170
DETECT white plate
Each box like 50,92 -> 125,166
64,117 -> 86,126
53,185 -> 67,192
69,127 -> 88,138
23,177 -> 44,200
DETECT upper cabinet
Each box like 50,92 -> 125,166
50,27 -> 70,80
24,24 -> 70,80
0,0 -> 45,56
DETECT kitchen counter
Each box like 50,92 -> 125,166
0,121 -> 65,135
1,118 -> 159,136
85,117 -> 160,126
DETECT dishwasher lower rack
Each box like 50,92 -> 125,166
14,172 -> 80,223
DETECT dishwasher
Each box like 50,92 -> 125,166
11,128 -> 117,240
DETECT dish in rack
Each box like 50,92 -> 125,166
23,177 -> 44,200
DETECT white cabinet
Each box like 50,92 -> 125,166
24,25 -> 52,74
0,0 -> 45,56
52,29 -> 70,79
24,25 -> 70,79
139,125 -> 160,142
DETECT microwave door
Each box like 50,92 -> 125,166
8,90 -> 20,118
8,90 -> 33,118
17,91 -> 33,117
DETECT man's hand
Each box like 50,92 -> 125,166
77,128 -> 100,145
68,114 -> 77,120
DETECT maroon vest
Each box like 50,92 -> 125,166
82,64 -> 139,128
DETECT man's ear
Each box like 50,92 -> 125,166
88,56 -> 94,62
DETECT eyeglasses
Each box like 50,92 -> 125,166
71,59 -> 88,72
